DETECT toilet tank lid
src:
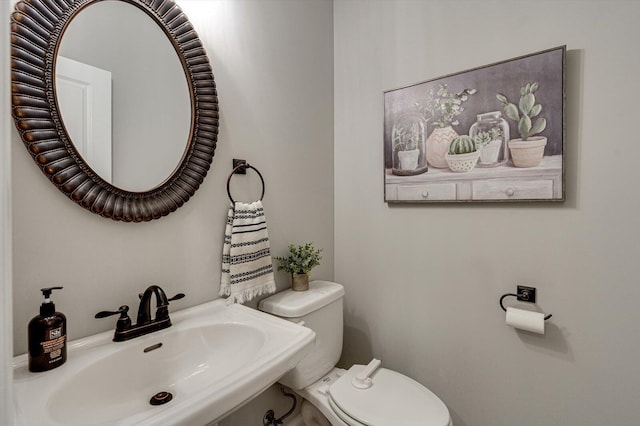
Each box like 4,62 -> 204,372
259,280 -> 345,318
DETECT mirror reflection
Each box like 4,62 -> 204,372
55,0 -> 191,192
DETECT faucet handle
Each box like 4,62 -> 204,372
154,293 -> 184,322
95,305 -> 132,332
140,292 -> 184,305
95,305 -> 130,318
168,293 -> 185,302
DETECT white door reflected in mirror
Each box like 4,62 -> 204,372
56,56 -> 112,182
55,0 -> 191,193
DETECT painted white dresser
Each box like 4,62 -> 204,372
385,155 -> 562,202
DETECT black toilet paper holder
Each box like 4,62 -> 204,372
499,285 -> 552,320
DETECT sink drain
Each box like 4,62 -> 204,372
150,391 -> 173,406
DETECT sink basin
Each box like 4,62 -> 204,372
13,299 -> 315,425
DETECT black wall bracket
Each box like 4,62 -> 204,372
516,285 -> 537,303
499,285 -> 552,320
232,158 -> 247,174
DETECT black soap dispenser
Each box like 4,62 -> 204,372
28,286 -> 67,372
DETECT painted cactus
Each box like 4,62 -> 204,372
496,82 -> 546,141
448,135 -> 476,155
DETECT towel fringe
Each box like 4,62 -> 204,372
221,280 -> 276,305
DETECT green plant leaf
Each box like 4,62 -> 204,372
504,103 -> 519,121
519,93 -> 535,115
525,83 -> 531,94
275,242 -> 322,275
496,93 -> 508,104
518,115 -> 532,140
530,117 -> 547,136
530,104 -> 542,117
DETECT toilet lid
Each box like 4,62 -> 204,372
328,365 -> 450,426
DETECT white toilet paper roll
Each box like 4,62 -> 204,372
506,307 -> 545,334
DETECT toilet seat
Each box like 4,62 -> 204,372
327,364 -> 451,426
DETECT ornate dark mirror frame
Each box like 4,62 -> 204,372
10,0 -> 218,222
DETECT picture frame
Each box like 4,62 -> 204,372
383,46 -> 565,203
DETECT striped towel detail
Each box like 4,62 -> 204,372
220,200 -> 276,304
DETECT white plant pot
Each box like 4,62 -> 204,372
479,139 -> 502,164
508,136 -> 547,168
397,149 -> 419,171
445,150 -> 480,173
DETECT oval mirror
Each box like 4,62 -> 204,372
10,0 -> 218,221
55,0 -> 191,192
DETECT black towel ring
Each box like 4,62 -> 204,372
226,162 -> 265,204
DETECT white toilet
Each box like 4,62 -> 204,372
259,281 -> 452,426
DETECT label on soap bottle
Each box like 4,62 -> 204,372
42,327 -> 66,364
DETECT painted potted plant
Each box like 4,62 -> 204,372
416,84 -> 477,168
392,119 -> 420,171
474,128 -> 504,165
445,135 -> 480,173
274,243 -> 322,292
496,82 -> 547,167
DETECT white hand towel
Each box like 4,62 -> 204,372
220,200 -> 276,304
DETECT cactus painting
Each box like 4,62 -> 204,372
497,82 -> 550,167
383,46 -> 564,202
447,135 -> 476,155
497,82 -> 546,141
445,135 -> 480,173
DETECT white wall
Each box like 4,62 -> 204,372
11,0 -> 334,359
1,0 -> 14,423
334,1 -> 640,425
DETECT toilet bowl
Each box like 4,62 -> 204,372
259,281 -> 451,426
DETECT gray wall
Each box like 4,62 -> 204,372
11,0 -> 334,360
334,1 -> 640,425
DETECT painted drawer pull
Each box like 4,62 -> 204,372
506,188 -> 515,196
422,191 -> 430,198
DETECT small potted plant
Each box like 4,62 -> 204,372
392,121 -> 420,171
416,84 -> 477,168
474,128 -> 504,165
275,243 -> 322,291
496,82 -> 547,167
391,112 -> 428,176
444,135 -> 480,173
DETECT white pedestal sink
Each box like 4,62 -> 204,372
12,299 -> 315,425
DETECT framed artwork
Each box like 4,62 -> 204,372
384,46 -> 565,203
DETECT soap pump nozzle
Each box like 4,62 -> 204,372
40,286 -> 63,316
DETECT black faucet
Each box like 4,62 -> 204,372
95,285 -> 185,342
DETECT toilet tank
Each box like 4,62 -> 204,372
259,281 -> 345,389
